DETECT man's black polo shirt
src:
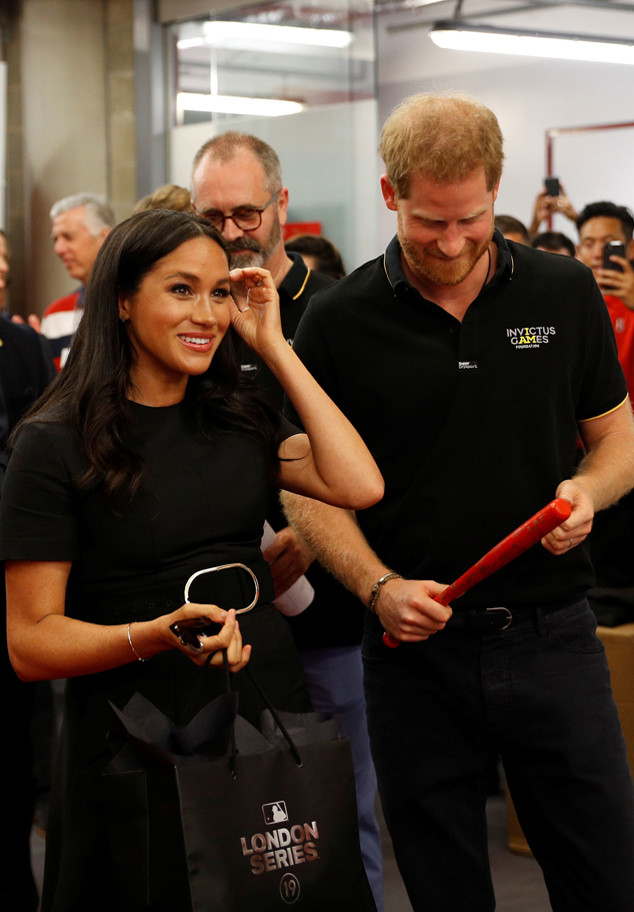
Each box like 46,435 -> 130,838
289,231 -> 627,609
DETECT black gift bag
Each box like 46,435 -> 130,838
101,670 -> 377,911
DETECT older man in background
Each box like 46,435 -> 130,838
35,193 -> 115,370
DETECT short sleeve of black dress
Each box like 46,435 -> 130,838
0,422 -> 82,561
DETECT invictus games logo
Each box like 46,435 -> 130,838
239,801 -> 320,877
507,325 -> 556,349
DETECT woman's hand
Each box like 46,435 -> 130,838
5,560 -> 251,680
229,267 -> 384,512
229,266 -> 286,360
157,603 -> 251,671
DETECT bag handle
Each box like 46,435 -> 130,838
242,662 -> 303,767
208,650 -> 303,777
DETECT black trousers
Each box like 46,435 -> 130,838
364,599 -> 634,912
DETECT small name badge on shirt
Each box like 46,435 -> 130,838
458,361 -> 478,370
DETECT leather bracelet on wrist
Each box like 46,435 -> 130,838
368,571 -> 403,614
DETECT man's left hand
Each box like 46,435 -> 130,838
541,479 -> 594,555
263,525 -> 314,597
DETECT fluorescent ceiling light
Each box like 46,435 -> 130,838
429,21 -> 634,65
177,93 -> 304,117
176,38 -> 206,50
202,20 -> 353,49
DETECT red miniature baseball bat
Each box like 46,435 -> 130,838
382,498 -> 572,648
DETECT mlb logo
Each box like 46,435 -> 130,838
262,801 -> 288,825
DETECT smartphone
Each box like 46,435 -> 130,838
603,241 -> 625,271
544,177 -> 560,197
170,616 -> 219,650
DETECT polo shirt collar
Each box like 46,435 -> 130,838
383,228 -> 514,297
279,251 -> 312,301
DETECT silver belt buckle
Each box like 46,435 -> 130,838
184,563 -> 260,615
486,606 -> 512,630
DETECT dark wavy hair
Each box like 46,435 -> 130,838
17,209 -> 285,500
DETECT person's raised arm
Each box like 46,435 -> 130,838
529,182 -> 577,236
229,267 -> 384,510
541,399 -> 634,555
281,491 -> 450,643
6,559 -> 250,682
529,189 -> 551,236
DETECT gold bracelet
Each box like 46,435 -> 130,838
127,622 -> 149,662
368,571 -> 403,613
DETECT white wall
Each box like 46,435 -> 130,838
377,4 -> 634,248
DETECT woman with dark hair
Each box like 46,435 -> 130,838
0,209 -> 383,911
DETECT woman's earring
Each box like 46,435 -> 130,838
120,315 -> 126,324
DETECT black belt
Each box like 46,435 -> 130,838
448,596 -> 583,632
76,558 -> 274,625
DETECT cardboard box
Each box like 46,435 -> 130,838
506,623 -> 634,855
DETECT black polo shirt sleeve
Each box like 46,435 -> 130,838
575,273 -> 628,421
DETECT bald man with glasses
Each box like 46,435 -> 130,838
192,133 -> 333,391
191,132 -> 385,911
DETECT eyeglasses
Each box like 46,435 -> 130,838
196,190 -> 281,233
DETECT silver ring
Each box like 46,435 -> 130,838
569,539 -> 574,548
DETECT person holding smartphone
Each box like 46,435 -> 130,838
529,177 -> 577,236
575,201 -> 634,392
0,209 -> 383,912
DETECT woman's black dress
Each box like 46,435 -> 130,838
0,400 -> 310,911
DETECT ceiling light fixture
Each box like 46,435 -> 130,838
203,20 -> 353,49
429,21 -> 634,65
177,93 -> 304,117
